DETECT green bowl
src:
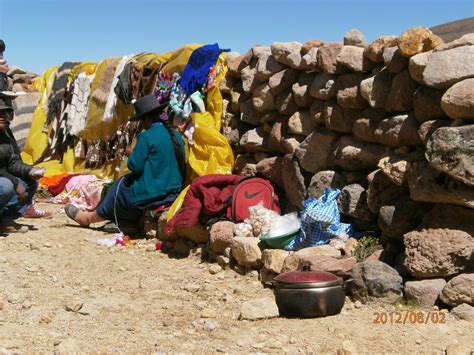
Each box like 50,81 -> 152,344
261,228 -> 300,249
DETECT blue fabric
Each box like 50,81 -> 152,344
179,43 -> 222,95
96,174 -> 178,223
0,177 -> 37,220
285,188 -> 353,251
96,175 -> 142,223
127,123 -> 184,205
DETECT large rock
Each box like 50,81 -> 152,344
337,45 -> 375,72
271,41 -> 302,69
252,45 -> 271,58
281,137 -> 303,154
310,100 -> 325,124
420,204 -> 474,236
210,221 -> 235,254
334,136 -> 386,171
422,46 -> 474,89
317,42 -> 346,74
385,70 -> 419,112
352,108 -> 387,143
360,68 -> 393,108
262,249 -> 291,274
300,47 -> 320,71
292,72 -> 314,108
230,83 -> 247,113
281,245 -> 341,272
288,110 -> 317,136
451,303 -> 474,321
407,161 -> 474,208
256,156 -> 284,187
404,279 -> 446,308
378,196 -> 431,240
413,86 -> 446,122
231,237 -> 263,269
434,33 -> 474,52
240,100 -> 263,126
364,36 -> 398,63
344,29 -> 368,47
408,51 -> 431,84
440,273 -> 474,307
374,113 -> 422,147
336,73 -> 367,109
294,128 -> 338,173
350,260 -> 403,303
228,54 -> 251,78
418,119 -> 452,145
441,78 -> 474,120
252,84 -> 276,113
239,127 -> 268,153
338,184 -> 376,222
301,39 -> 325,55
239,297 -> 279,320
425,125 -> 474,186
377,150 -> 425,186
309,73 -> 338,100
255,54 -> 286,81
307,170 -> 346,199
404,228 -> 474,277
299,256 -> 357,279
367,169 -> 409,214
324,101 -> 359,133
268,69 -> 299,96
267,120 -> 284,152
282,154 -> 307,208
241,65 -> 260,94
398,26 -> 443,57
383,47 -> 409,73
275,89 -> 298,116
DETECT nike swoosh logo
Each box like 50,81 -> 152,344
244,190 -> 263,199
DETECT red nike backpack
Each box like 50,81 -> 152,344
227,178 -> 280,222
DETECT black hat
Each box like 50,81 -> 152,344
130,94 -> 167,121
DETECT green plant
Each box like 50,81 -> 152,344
353,236 -> 383,262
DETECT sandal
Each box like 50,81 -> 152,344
64,204 -> 87,226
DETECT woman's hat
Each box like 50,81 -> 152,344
130,94 -> 167,121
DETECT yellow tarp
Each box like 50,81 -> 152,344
21,44 -> 234,182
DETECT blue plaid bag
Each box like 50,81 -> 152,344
285,188 -> 353,250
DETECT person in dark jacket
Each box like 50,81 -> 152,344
0,98 -> 46,233
65,94 -> 185,230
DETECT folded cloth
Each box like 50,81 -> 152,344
48,173 -> 80,196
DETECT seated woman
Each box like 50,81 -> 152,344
65,94 -> 185,229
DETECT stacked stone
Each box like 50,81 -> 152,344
5,66 -> 40,148
219,27 -> 473,310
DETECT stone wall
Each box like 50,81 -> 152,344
216,27 -> 473,307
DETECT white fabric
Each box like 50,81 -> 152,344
67,72 -> 95,136
103,54 -> 133,122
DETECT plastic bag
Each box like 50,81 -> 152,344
267,212 -> 301,238
285,188 -> 353,250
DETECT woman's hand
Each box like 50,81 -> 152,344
16,183 -> 26,201
29,167 -> 45,180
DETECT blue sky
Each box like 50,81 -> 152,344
0,0 -> 472,74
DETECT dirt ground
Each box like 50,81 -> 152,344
0,203 -> 472,354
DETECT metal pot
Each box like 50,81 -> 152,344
273,266 -> 345,318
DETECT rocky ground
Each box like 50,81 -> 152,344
0,203 -> 472,354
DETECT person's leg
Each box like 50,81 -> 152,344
2,178 -> 37,220
0,177 -> 15,218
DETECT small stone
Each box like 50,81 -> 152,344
354,300 -> 362,309
203,320 -> 219,331
184,284 -> 200,293
201,308 -> 218,319
344,29 -> 368,47
22,300 -> 32,309
446,343 -> 470,355
0,301 -> 3,310
30,243 -> 40,251
451,303 -> 474,321
43,242 -> 53,248
65,302 -> 83,313
209,264 -> 222,275
239,297 -> 279,320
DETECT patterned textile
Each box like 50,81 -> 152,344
285,188 -> 353,250
11,91 -> 41,149
103,55 -> 133,121
46,62 -> 78,125
67,72 -> 95,136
